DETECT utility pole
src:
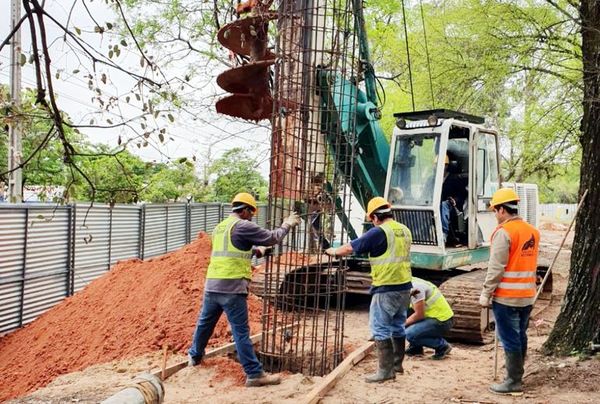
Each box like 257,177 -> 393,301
8,0 -> 23,203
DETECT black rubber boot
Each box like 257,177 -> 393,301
490,351 -> 524,395
365,339 -> 395,383
392,337 -> 406,373
405,345 -> 424,356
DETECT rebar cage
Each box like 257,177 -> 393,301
257,0 -> 361,376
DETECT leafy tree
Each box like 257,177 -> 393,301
208,148 -> 267,203
1,86 -> 85,194
366,0 -> 581,190
543,0 -> 600,355
142,160 -> 205,203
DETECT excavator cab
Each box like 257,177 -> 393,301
384,109 -> 501,270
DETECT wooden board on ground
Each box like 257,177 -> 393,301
301,341 -> 375,404
151,333 -> 263,380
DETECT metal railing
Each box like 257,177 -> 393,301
0,202 -> 267,334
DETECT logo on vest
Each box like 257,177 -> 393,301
522,234 -> 536,251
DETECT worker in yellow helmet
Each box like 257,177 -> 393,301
325,196 -> 412,383
188,192 -> 302,387
480,188 -> 540,395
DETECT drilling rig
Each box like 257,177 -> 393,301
213,0 -> 551,374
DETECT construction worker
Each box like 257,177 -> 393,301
479,188 -> 540,395
405,277 -> 454,359
325,197 -> 412,383
187,192 -> 301,387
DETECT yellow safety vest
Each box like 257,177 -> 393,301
411,277 -> 454,322
369,220 -> 412,287
206,216 -> 253,280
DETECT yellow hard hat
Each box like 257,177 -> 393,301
489,188 -> 520,210
366,196 -> 391,220
232,192 -> 257,212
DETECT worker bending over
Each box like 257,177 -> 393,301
405,277 -> 454,359
325,197 -> 412,383
187,192 -> 301,387
479,188 -> 540,395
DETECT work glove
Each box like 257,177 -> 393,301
478,293 -> 492,308
283,211 -> 301,228
324,247 -> 337,257
254,246 -> 272,259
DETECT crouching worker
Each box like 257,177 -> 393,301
187,192 -> 301,387
325,197 -> 412,383
405,277 -> 454,359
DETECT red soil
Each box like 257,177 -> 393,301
0,233 -> 263,401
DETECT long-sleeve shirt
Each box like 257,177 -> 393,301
481,216 -> 534,307
205,214 -> 291,294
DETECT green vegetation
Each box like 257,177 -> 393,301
1,89 -> 266,204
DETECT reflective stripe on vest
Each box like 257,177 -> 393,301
491,219 -> 540,299
368,220 -> 412,287
411,277 -> 454,322
206,216 -> 252,280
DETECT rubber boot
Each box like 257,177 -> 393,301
365,339 -> 395,383
392,337 -> 406,373
490,351 -> 524,395
245,372 -> 281,387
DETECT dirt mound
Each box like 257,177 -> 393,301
0,233 -> 263,401
539,221 -> 569,231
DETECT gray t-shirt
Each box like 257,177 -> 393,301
205,214 -> 291,294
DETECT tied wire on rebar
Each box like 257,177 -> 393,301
253,0 -> 359,376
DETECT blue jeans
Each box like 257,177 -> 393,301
493,301 -> 532,354
441,200 -> 451,241
188,292 -> 262,377
369,290 -> 411,340
406,317 -> 453,350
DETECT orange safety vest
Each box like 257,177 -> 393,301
491,219 -> 540,299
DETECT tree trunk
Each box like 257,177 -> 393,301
543,0 -> 600,355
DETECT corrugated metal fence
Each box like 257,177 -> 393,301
539,203 -> 577,223
0,202 -> 267,334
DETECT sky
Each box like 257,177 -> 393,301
0,0 -> 271,174
1,0 -> 367,231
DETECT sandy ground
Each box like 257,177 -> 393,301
11,226 -> 600,403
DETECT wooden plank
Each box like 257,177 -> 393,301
151,322 -> 299,380
150,332 -> 263,380
302,341 -> 375,404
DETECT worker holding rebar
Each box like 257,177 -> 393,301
479,188 -> 540,395
187,192 -> 301,387
404,277 -> 454,359
325,197 -> 412,383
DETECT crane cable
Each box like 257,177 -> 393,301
419,0 -> 436,108
400,0 -> 415,111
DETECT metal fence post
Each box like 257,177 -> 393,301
108,206 -> 113,271
165,205 -> 169,254
18,207 -> 29,328
70,204 -> 76,295
140,204 -> 146,259
66,205 -> 73,297
186,203 -> 191,244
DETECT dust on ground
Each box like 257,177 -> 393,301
9,226 -> 600,403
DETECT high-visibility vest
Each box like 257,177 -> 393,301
369,220 -> 412,287
206,216 -> 253,280
491,219 -> 540,299
411,277 -> 454,322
